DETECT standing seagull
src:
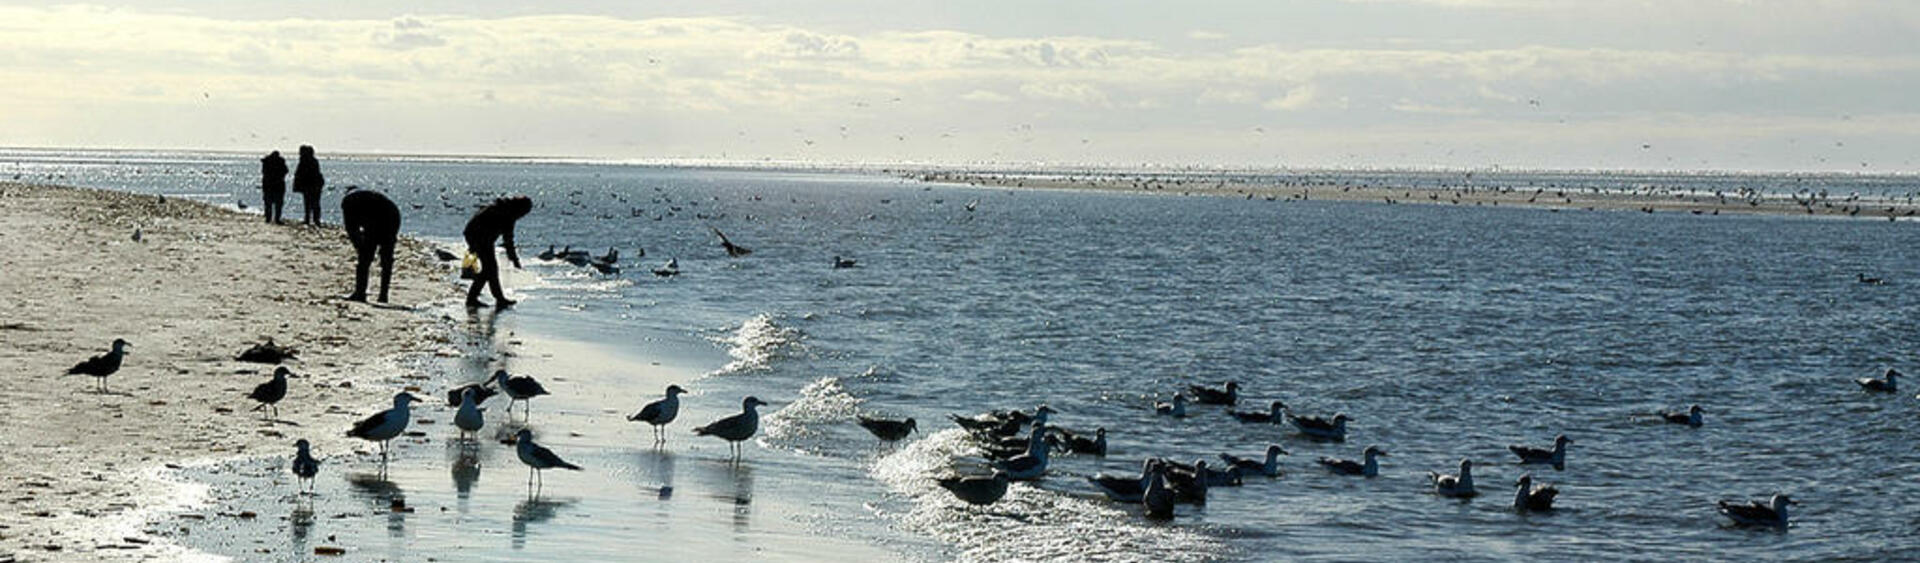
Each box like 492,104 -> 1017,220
454,388 -> 486,441
856,415 -> 917,442
1658,404 -> 1704,428
1509,434 -> 1573,470
1429,459 -> 1477,498
693,396 -> 769,460
248,366 -> 292,420
1857,368 -> 1899,393
66,338 -> 130,393
291,439 -> 320,495
345,392 -> 421,461
1513,473 -> 1558,512
936,471 -> 1010,506
491,370 -> 551,419
1718,494 -> 1795,528
515,429 -> 583,491
626,384 -> 687,444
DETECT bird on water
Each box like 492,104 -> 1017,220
693,396 -> 769,460
346,392 -> 422,461
627,384 -> 687,444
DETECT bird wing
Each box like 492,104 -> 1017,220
693,412 -> 743,436
630,400 -> 664,422
67,354 -> 108,375
532,444 -> 582,470
346,410 -> 390,438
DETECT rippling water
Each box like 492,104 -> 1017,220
10,148 -> 1920,561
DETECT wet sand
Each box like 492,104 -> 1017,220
915,171 -> 1920,220
0,182 -> 455,560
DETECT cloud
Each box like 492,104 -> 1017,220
1188,30 -> 1228,41
1262,85 -> 1317,111
960,89 -> 1012,102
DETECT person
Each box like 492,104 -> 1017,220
260,150 -> 288,224
340,188 -> 401,303
463,196 -> 532,308
292,145 -> 325,225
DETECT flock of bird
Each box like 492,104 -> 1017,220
895,371 -> 1910,529
62,330 -> 1902,526
64,333 -> 788,496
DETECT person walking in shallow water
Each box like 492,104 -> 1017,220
341,187 -> 401,303
260,150 -> 288,224
292,145 -> 325,225
463,196 -> 532,308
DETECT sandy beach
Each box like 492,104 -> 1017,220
0,182 -> 454,561
913,171 -> 1920,220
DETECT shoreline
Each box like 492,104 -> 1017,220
911,171 -> 1920,220
0,182 -> 458,561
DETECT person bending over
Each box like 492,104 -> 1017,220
293,145 -> 325,225
463,195 -> 532,308
341,188 -> 401,303
261,150 -> 288,224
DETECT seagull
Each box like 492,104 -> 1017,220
1142,465 -> 1176,519
1318,445 -> 1387,477
454,387 -> 486,441
1088,459 -> 1156,502
247,366 -> 292,419
1857,273 -> 1885,285
444,381 -> 498,407
1158,460 -> 1212,504
291,439 -> 320,494
1718,494 -> 1795,528
856,415 -> 916,442
1154,394 -> 1188,418
992,425 -> 1052,480
1048,427 -> 1106,456
589,261 -> 620,275
346,392 -> 422,461
983,424 -> 1048,460
1858,368 -> 1899,393
1429,459 -> 1477,498
66,338 -> 130,393
652,257 -> 681,277
1513,473 -> 1558,512
692,396 -> 769,460
1228,400 -> 1287,424
515,429 -> 583,490
953,405 -> 1053,439
1187,382 -> 1240,406
1509,435 -> 1572,470
1218,444 -> 1288,478
1658,404 -> 1704,427
627,384 -> 686,444
1287,412 -> 1352,441
937,471 -> 1010,506
1164,458 -> 1241,488
595,247 -> 619,265
712,227 -> 752,257
832,256 -> 857,269
491,370 -> 551,419
537,245 -> 558,261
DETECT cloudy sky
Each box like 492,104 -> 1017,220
1,1 -> 1915,170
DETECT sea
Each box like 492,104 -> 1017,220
5,147 -> 1919,561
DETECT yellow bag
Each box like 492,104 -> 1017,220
461,252 -> 479,273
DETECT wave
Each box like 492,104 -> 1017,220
870,429 -> 1230,563
708,313 -> 802,376
759,375 -> 864,454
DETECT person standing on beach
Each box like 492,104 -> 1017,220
292,145 -> 325,225
340,187 -> 401,303
463,196 -> 532,308
260,150 -> 288,224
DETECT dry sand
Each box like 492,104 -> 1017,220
917,171 -> 1920,220
0,182 -> 457,561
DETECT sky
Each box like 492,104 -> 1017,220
1,0 -> 1917,171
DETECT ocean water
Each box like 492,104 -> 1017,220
8,148 -> 1920,561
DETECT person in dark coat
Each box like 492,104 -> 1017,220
292,145 -> 325,225
260,151 -> 288,224
340,188 -> 401,303
463,196 -> 532,308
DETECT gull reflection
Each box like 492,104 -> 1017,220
510,496 -> 574,551
347,472 -> 408,537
